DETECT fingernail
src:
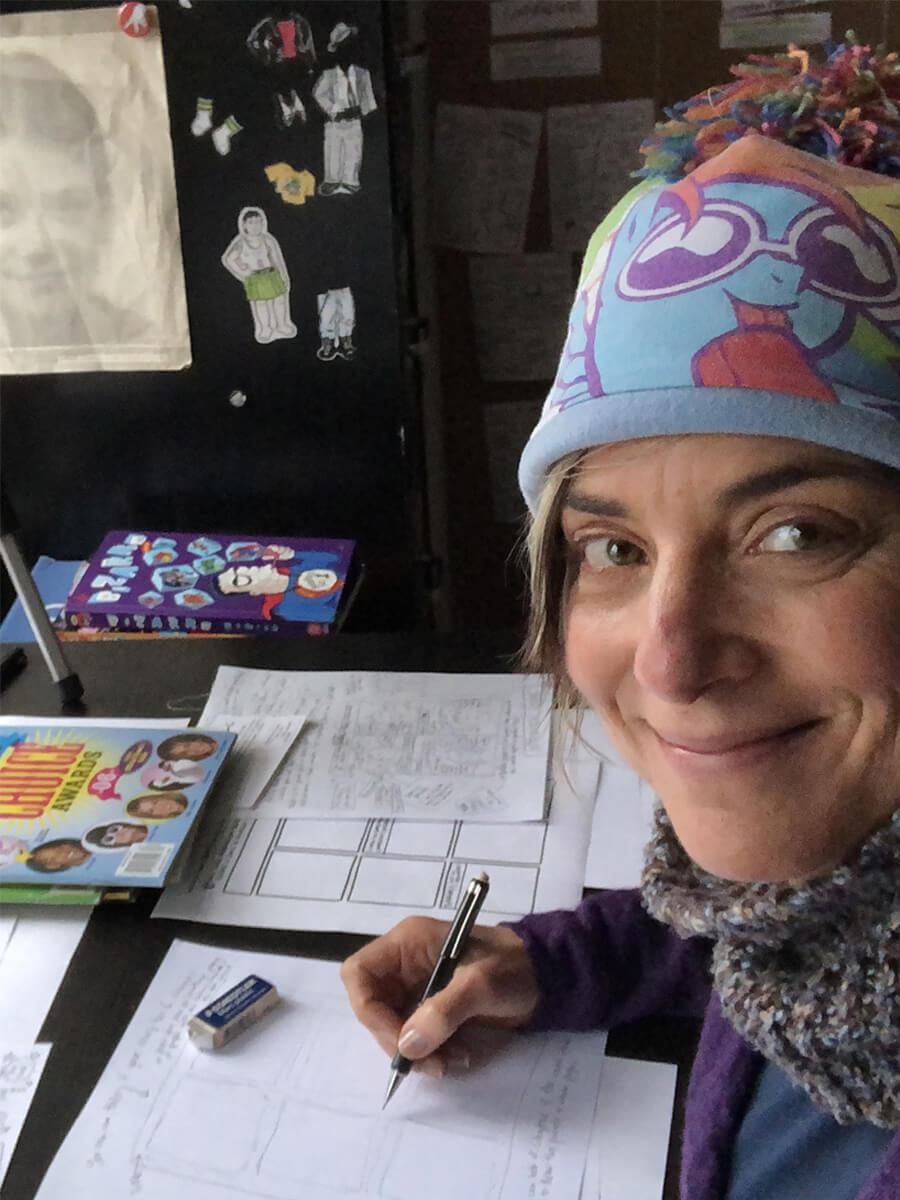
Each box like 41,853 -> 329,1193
398,1027 -> 427,1057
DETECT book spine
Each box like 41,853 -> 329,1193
63,611 -> 332,636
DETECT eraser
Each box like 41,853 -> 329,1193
188,975 -> 279,1050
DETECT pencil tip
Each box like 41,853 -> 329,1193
382,1070 -> 401,1110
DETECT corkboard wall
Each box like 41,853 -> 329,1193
423,0 -> 898,633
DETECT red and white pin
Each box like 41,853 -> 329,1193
118,2 -> 152,37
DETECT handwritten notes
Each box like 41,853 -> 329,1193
432,105 -> 542,254
0,1043 -> 50,1191
469,254 -> 573,382
547,100 -> 655,251
36,941 -> 609,1200
490,0 -> 598,36
490,35 -> 601,81
199,667 -> 552,823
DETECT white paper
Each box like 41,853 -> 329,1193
483,400 -> 543,524
153,734 -> 595,935
0,911 -> 90,1042
581,1056 -> 677,1200
0,717 -> 190,729
491,35 -> 601,81
584,765 -> 657,891
0,6 -> 190,374
548,100 -> 655,251
200,713 -> 306,810
36,940 -> 609,1200
721,0 -> 819,15
197,668 -> 552,823
469,254 -> 573,381
719,9 -> 831,49
432,104 -> 542,254
491,0 -> 598,36
0,1043 -> 51,1192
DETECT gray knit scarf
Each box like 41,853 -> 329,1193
641,806 -> 900,1128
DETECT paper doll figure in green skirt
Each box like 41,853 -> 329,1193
221,207 -> 297,343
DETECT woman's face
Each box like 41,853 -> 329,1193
562,434 -> 900,882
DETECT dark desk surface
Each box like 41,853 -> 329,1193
1,634 -> 698,1200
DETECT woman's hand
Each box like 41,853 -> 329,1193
341,917 -> 540,1077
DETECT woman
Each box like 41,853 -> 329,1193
342,49 -> 900,1200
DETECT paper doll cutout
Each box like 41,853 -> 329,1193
189,98 -> 243,155
274,90 -> 306,129
265,163 -> 315,205
221,207 -> 297,343
312,24 -> 377,196
316,287 -> 355,360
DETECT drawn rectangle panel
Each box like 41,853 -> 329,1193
454,821 -> 546,864
145,1077 -> 263,1175
377,1121 -> 505,1200
383,820 -> 456,858
458,863 -> 539,916
259,850 -> 354,901
277,818 -> 368,853
224,818 -> 280,895
259,1101 -> 377,1191
349,857 -> 444,907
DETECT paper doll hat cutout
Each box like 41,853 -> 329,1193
327,22 -> 357,52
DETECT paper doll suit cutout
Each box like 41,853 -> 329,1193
313,28 -> 376,197
221,207 -> 297,344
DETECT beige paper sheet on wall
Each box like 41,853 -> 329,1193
0,6 -> 191,374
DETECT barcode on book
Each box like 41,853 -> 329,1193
116,843 -> 173,878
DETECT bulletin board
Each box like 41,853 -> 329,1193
425,0 -> 899,633
0,0 -> 425,632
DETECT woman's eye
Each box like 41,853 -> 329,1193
756,522 -> 835,553
582,537 -> 644,569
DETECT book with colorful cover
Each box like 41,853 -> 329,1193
0,725 -> 235,887
61,532 -> 356,636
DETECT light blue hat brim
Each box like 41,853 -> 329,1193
519,385 -> 900,512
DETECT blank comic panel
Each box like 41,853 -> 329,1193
350,857 -> 444,907
144,1076 -> 263,1175
259,850 -> 354,901
259,1099 -> 379,1191
458,863 -> 539,916
453,821 -> 546,865
383,821 -> 455,858
277,818 -> 368,852
374,1120 -> 505,1200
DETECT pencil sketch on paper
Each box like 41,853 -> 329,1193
221,207 -> 297,344
33,944 -> 603,1200
0,1043 -> 50,1191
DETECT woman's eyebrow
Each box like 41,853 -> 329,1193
564,462 -> 878,519
564,494 -> 630,518
716,462 -> 874,507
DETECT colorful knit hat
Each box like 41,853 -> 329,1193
518,131 -> 900,510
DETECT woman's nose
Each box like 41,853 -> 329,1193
632,559 -> 760,704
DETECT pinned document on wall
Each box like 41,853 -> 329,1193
432,104 -> 542,254
490,0 -> 598,36
719,7 -> 831,49
490,35 -> 601,81
469,253 -> 573,381
547,99 -> 655,251
0,6 -> 190,374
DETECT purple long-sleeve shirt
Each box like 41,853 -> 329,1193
510,890 -> 900,1200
